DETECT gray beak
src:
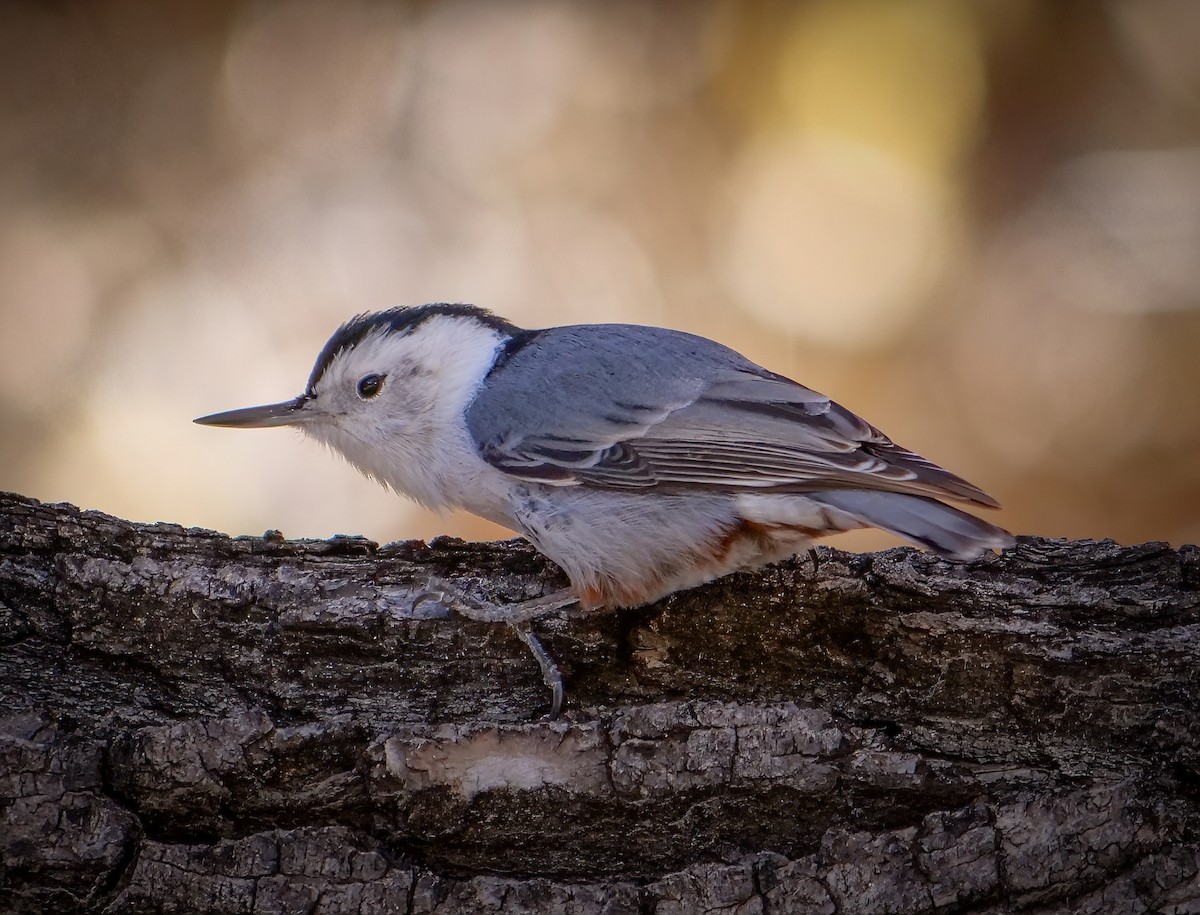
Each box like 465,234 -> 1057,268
194,395 -> 311,429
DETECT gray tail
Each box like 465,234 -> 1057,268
808,490 -> 1014,560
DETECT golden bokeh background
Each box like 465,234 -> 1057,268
2,0 -> 1199,552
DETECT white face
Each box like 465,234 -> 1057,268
305,326 -> 438,448
196,312 -> 511,510
298,315 -> 509,505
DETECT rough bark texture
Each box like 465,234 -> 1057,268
1,490 -> 1198,914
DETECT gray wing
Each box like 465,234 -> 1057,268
466,325 -> 999,508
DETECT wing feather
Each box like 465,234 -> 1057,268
466,325 -> 1000,508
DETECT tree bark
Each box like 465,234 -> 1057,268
1,490 -> 1198,914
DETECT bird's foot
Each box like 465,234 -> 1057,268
412,581 -> 577,718
413,582 -> 577,624
510,620 -> 565,719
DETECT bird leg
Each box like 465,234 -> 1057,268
511,620 -> 564,719
412,581 -> 577,718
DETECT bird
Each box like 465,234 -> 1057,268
196,303 -> 1013,714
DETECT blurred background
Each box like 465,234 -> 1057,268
1,0 -> 1198,552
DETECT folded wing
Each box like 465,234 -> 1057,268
466,325 -> 999,509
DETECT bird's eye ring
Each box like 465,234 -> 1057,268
357,374 -> 385,399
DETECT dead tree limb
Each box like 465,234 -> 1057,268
1,491 -> 1198,913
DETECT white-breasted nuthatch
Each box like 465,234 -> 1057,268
197,304 -> 1013,714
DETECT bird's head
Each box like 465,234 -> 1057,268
195,304 -> 520,493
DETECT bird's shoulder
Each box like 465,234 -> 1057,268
468,323 -> 766,428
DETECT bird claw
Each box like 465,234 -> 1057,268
412,578 -> 575,717
411,588 -> 445,612
511,621 -> 564,719
408,589 -> 452,619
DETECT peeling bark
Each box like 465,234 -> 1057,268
1,491 -> 1198,913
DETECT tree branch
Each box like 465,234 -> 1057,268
1,491 -> 1198,913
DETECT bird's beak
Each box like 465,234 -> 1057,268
194,395 -> 311,429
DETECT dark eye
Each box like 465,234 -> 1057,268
356,374 -> 385,399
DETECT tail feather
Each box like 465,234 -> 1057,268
807,490 -> 1014,560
